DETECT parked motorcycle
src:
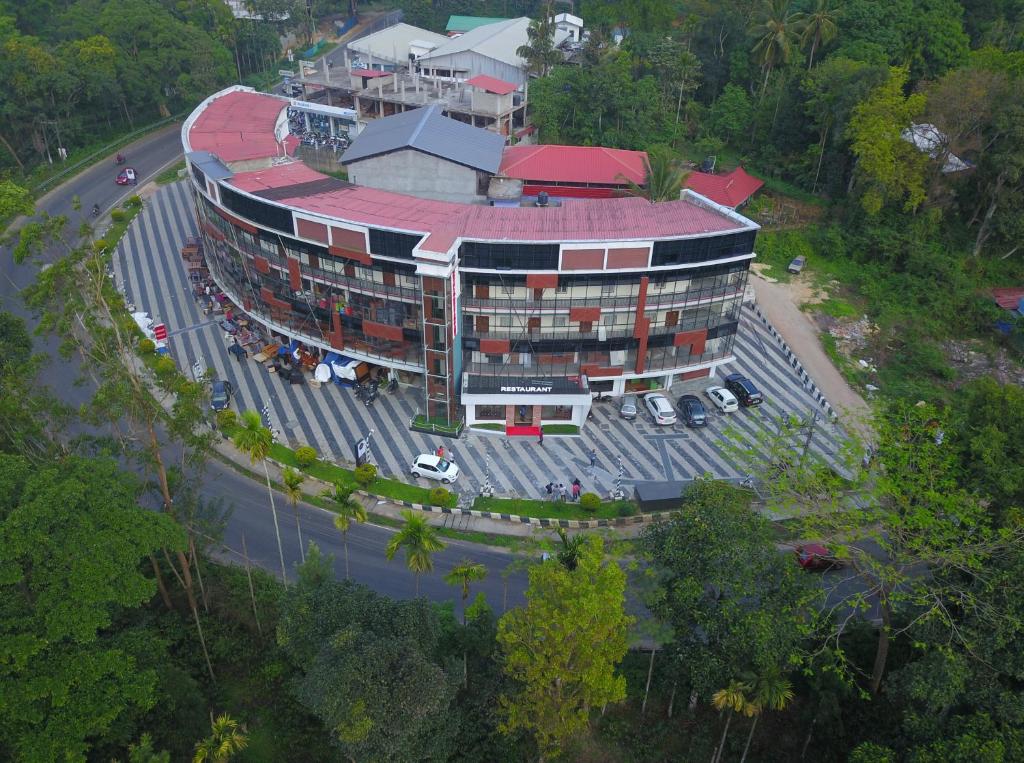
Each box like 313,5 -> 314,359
91,203 -> 100,217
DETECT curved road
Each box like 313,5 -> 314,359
1,126 -> 530,615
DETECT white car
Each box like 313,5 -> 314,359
644,393 -> 677,425
410,454 -> 460,483
705,385 -> 739,413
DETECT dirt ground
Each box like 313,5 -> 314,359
749,271 -> 872,425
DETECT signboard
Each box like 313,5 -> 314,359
153,323 -> 168,341
299,59 -> 315,69
278,69 -> 296,78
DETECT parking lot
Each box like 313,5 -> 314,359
116,183 -> 843,501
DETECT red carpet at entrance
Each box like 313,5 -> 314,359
506,425 -> 541,436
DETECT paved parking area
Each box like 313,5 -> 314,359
116,183 -> 843,501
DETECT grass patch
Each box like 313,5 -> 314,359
754,228 -> 814,282
155,160 -> 186,185
320,167 -> 349,181
542,423 -> 579,434
472,423 -> 504,431
813,297 -> 860,319
474,495 -> 639,521
820,333 -> 863,388
410,414 -> 464,436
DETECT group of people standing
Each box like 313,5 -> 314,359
545,478 -> 583,502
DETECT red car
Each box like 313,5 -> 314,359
794,544 -> 843,571
115,167 -> 137,185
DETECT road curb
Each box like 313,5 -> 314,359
746,301 -> 837,420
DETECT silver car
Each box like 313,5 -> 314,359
619,396 -> 638,420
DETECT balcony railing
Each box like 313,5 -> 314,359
460,285 -> 744,312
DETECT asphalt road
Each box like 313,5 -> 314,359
0,126 -> 531,615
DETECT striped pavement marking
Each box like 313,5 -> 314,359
115,183 -> 846,500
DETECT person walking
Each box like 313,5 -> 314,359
557,483 -> 566,502
571,480 -> 581,501
538,429 -> 544,446
589,449 -> 597,468
436,444 -> 445,459
545,482 -> 554,498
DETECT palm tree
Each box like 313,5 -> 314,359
193,713 -> 248,763
444,559 -> 488,623
751,0 -> 800,97
444,559 -> 488,687
555,526 -> 585,570
281,466 -> 305,563
322,482 -> 367,579
798,0 -> 838,70
517,5 -> 561,77
385,509 -> 446,596
620,148 -> 690,202
711,679 -> 755,763
232,410 -> 287,582
739,668 -> 794,763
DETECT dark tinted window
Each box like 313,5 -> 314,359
369,228 -> 420,260
460,241 -> 560,270
220,186 -> 294,234
192,163 -> 207,191
651,230 -> 756,267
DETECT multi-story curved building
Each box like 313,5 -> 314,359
182,86 -> 759,433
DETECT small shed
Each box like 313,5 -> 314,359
634,480 -> 694,513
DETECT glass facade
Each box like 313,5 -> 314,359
190,171 -> 756,430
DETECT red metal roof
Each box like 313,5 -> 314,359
992,287 -> 1024,310
465,74 -> 517,95
351,68 -> 391,78
187,90 -> 294,163
684,167 -> 764,209
500,145 -> 648,186
230,163 -> 744,244
188,90 -> 751,249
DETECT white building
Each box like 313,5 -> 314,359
553,12 -> 584,42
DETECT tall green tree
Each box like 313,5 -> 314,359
640,479 -> 813,705
517,6 -> 560,77
711,679 -> 756,763
385,509 -> 446,596
322,483 -> 367,580
281,465 -> 305,563
192,713 -> 248,763
278,560 -> 459,761
445,559 -> 489,687
798,0 -> 838,69
848,66 -> 928,214
743,401 -> 1024,694
751,0 -> 801,96
497,535 -> 632,759
0,454 -> 184,762
739,667 -> 795,762
232,410 -> 287,582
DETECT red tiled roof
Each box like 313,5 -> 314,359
500,144 -> 647,186
992,287 -> 1024,310
187,90 -> 293,163
230,164 -> 743,244
465,74 -> 517,95
351,68 -> 391,78
684,167 -> 764,208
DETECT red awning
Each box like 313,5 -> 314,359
465,74 -> 517,95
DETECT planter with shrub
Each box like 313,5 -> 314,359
295,445 -> 317,468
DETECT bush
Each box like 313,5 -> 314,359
124,195 -> 142,209
138,338 -> 155,354
429,486 -> 451,506
110,209 -> 126,222
354,463 -> 377,487
216,409 -> 237,430
154,356 -> 176,375
580,492 -> 601,512
617,503 -> 637,518
295,445 -> 317,468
